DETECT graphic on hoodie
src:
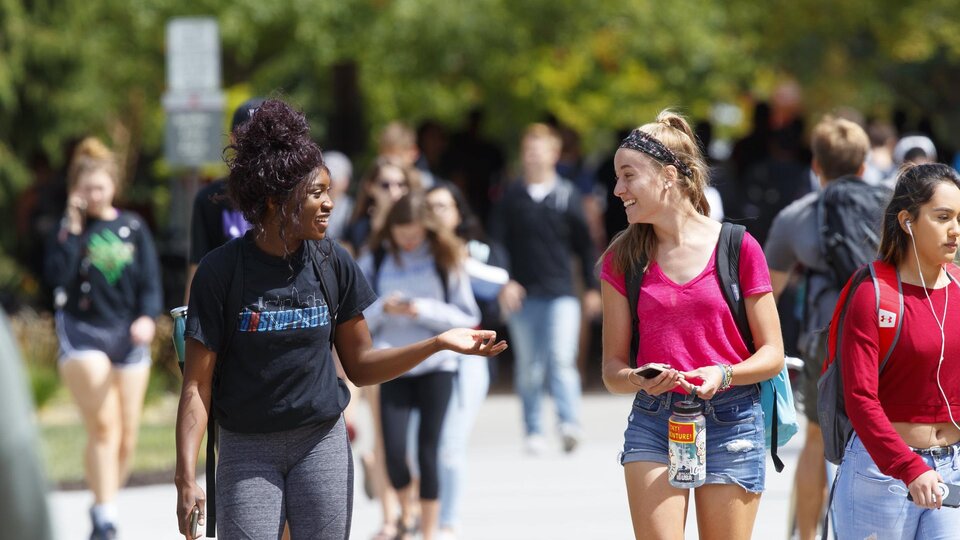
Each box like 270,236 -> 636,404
86,229 -> 135,285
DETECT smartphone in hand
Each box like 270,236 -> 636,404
189,506 -> 202,538
634,362 -> 673,379
907,482 -> 960,508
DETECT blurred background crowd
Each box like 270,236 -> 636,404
3,1 -> 960,536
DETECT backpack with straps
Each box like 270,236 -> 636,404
817,259 -> 960,535
817,176 -> 891,289
816,259 -> 960,465
200,237 -> 340,537
625,222 -> 798,472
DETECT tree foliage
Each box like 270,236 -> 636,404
3,0 -> 960,302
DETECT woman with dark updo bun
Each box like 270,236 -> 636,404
174,99 -> 507,540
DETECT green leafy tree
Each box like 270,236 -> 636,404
4,0 -> 960,309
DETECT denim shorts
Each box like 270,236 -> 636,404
619,384 -> 765,493
834,434 -> 960,539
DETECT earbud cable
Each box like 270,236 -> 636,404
909,234 -> 960,432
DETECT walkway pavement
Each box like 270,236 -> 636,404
49,392 -> 803,539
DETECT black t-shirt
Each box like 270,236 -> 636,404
188,179 -> 251,264
185,232 -> 376,433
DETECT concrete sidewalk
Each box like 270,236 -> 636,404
49,392 -> 802,539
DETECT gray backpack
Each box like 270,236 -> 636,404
816,261 -> 902,466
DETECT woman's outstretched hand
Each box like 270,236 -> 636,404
437,328 -> 508,356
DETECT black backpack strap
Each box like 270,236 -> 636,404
310,239 -> 341,349
716,222 -> 754,351
815,190 -> 830,276
715,224 -> 787,470
205,238 -> 244,537
372,246 -> 386,295
434,260 -> 450,304
626,255 -> 646,369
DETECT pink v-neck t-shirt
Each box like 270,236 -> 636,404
600,232 -> 772,388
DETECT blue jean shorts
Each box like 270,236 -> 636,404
55,311 -> 150,368
620,384 -> 765,493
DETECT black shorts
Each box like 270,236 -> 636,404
55,311 -> 150,368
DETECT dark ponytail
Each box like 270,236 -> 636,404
878,163 -> 960,266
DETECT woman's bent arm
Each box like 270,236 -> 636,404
600,281 -> 683,395
601,280 -> 641,394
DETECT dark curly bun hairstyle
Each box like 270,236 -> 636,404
226,99 -> 325,243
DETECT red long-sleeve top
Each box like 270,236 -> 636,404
841,279 -> 960,486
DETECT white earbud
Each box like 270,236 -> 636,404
906,219 -> 913,236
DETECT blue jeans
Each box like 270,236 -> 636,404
507,295 -> 582,436
834,435 -> 960,539
619,385 -> 766,493
438,357 -> 490,529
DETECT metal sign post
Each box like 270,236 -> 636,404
162,17 -> 226,268
162,17 -> 226,167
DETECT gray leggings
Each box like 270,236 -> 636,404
216,416 -> 353,540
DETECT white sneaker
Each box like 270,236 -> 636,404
524,434 -> 547,455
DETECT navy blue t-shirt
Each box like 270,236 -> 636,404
185,233 -> 376,433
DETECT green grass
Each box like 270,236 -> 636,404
12,309 -> 203,486
39,394 -> 206,486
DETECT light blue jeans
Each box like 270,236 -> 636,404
507,295 -> 582,436
438,357 -> 490,529
834,435 -> 960,539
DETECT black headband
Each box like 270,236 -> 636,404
618,129 -> 693,178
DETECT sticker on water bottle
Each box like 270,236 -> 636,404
669,421 -> 696,443
668,420 -> 706,487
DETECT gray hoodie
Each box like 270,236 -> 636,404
358,242 -> 480,377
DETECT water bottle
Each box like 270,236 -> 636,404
668,399 -> 706,488
170,306 -> 188,372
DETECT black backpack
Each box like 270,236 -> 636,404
816,176 -> 891,288
202,237 -> 340,537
